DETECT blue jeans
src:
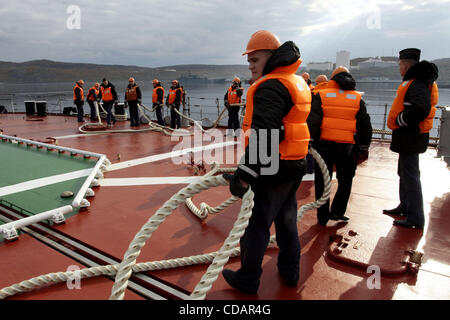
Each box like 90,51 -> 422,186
398,153 -> 424,225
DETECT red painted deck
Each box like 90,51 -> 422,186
0,113 -> 449,300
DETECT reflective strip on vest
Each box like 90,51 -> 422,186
242,59 -> 311,161
126,86 -> 138,101
319,87 -> 361,144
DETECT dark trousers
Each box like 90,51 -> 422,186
128,101 -> 139,126
170,105 -> 181,129
103,100 -> 115,125
314,143 -> 356,224
154,103 -> 164,126
227,107 -> 240,132
397,153 -> 424,225
74,100 -> 84,122
87,100 -> 97,121
235,177 -> 303,292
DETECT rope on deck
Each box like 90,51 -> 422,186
0,147 -> 330,300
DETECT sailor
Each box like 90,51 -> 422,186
301,72 -> 314,90
224,77 -> 244,137
125,77 -> 142,127
222,30 -> 311,294
86,83 -> 100,122
166,80 -> 183,129
312,74 -> 329,94
99,78 -> 118,126
307,66 -> 372,226
73,80 -> 85,123
383,48 -> 439,229
152,79 -> 165,126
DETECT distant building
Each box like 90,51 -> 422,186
358,58 -> 398,69
307,62 -> 333,71
336,50 -> 350,69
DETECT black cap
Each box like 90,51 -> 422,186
102,78 -> 107,82
399,48 -> 421,61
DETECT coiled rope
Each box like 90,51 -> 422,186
0,147 -> 330,300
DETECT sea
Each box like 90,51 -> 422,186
1,80 -> 449,139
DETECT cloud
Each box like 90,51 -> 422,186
0,0 -> 449,67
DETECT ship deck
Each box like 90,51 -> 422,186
0,113 -> 449,301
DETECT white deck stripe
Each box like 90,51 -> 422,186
107,141 -> 239,172
0,168 -> 93,197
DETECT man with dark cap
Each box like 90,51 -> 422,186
307,66 -> 373,226
99,78 -> 118,126
383,48 -> 439,229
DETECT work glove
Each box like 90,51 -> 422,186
351,145 -> 369,165
223,173 -> 249,198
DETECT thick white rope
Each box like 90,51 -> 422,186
0,147 -> 330,300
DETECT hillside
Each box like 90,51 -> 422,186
0,58 -> 449,84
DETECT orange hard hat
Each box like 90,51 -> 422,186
152,79 -> 159,85
331,66 -> 349,79
232,77 -> 240,83
315,75 -> 328,84
242,30 -> 281,55
94,82 -> 100,88
172,80 -> 179,85
129,77 -> 135,82
77,80 -> 84,85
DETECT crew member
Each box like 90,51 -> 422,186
307,66 -> 372,226
224,77 -> 244,137
312,74 -> 328,94
222,30 -> 311,294
99,78 -> 118,126
86,82 -> 100,122
383,48 -> 439,229
73,80 -> 85,123
125,77 -> 142,127
166,80 -> 183,129
301,72 -> 314,90
152,79 -> 165,126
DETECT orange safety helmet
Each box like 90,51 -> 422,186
171,80 -> 179,85
331,66 -> 349,79
129,77 -> 135,82
77,80 -> 84,85
242,30 -> 281,55
94,82 -> 100,88
315,74 -> 328,84
152,79 -> 159,85
232,76 -> 240,84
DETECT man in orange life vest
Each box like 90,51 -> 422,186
166,80 -> 183,129
86,82 -> 100,122
73,80 -> 85,122
124,77 -> 142,127
222,30 -> 311,294
99,78 -> 118,126
152,79 -> 165,126
307,66 -> 372,226
312,74 -> 329,95
224,77 -> 244,137
383,48 -> 439,229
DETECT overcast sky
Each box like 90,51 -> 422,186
1,0 -> 449,68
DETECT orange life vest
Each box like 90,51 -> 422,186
311,81 -> 328,94
387,79 -> 438,133
152,86 -> 165,103
318,80 -> 361,144
87,87 -> 99,101
227,87 -> 242,105
101,86 -> 114,102
125,85 -> 139,101
73,84 -> 84,101
168,87 -> 183,104
242,59 -> 311,160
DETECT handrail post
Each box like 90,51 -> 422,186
382,103 -> 388,140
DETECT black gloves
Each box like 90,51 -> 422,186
351,145 -> 369,164
223,173 -> 249,198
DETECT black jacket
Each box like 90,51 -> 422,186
235,41 -> 307,184
307,72 -> 372,155
124,83 -> 142,102
99,82 -> 118,102
390,61 -> 438,154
